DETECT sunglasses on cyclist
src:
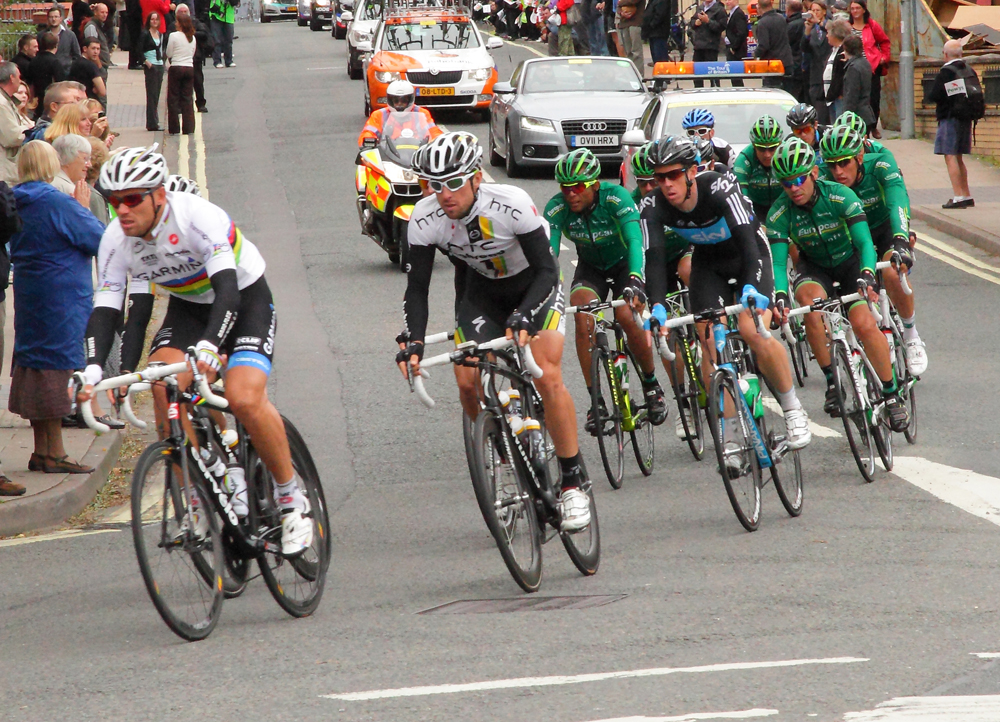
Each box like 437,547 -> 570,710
107,189 -> 155,209
654,168 -> 687,182
780,174 -> 810,188
559,180 -> 597,195
636,176 -> 657,185
825,157 -> 856,169
428,173 -> 475,193
686,127 -> 712,137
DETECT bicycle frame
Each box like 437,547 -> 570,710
569,300 -> 638,433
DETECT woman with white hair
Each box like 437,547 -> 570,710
51,133 -> 109,222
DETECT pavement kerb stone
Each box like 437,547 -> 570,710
911,206 -> 1000,257
0,430 -> 123,536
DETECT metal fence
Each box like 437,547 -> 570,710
0,21 -> 34,61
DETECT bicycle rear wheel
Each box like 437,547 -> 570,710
559,459 -> 600,576
832,342 -> 876,482
625,347 -> 654,476
591,345 -> 624,489
759,390 -> 803,517
131,441 -> 224,641
706,371 -> 762,531
254,417 -> 331,617
785,320 -> 806,388
471,411 -> 542,592
672,331 -> 705,461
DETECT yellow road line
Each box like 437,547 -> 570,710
178,133 -> 190,179
918,232 -> 1000,277
194,118 -> 209,198
919,243 -> 1000,286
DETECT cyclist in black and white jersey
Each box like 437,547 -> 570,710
398,132 -> 592,532
77,147 -> 314,557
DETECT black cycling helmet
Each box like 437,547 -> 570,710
693,137 -> 714,166
649,135 -> 700,169
786,103 -> 818,129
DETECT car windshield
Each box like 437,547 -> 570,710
381,20 -> 479,50
379,110 -> 434,166
661,99 -> 797,144
357,0 -> 382,20
521,59 -> 643,94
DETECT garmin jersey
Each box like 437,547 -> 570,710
818,153 -> 910,237
545,182 -> 644,278
408,184 -> 546,279
732,144 -> 784,217
94,192 -> 266,311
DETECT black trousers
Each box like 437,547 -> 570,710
725,48 -> 743,87
167,65 -> 195,135
194,59 -> 206,110
808,83 -> 830,125
143,63 -> 164,130
870,71 -> 882,126
693,48 -> 719,87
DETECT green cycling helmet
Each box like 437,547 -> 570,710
819,125 -> 864,162
832,110 -> 867,137
749,114 -> 784,149
630,142 -> 656,180
771,137 -> 816,179
555,148 -> 601,184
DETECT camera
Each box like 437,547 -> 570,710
802,10 -> 813,20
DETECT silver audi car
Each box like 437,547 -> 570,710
487,56 -> 652,177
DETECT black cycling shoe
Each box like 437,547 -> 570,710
883,392 -> 910,432
643,381 -> 668,426
585,398 -> 609,436
823,386 -> 841,418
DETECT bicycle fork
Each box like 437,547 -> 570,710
711,323 -> 772,471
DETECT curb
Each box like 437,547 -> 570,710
0,431 -> 123,537
911,205 -> 1000,257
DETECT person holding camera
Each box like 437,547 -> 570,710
689,0 -> 727,88
209,0 -> 237,68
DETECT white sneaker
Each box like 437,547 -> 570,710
176,507 -> 209,542
675,407 -> 692,439
784,407 -> 812,450
904,338 -> 928,376
722,441 -> 744,477
281,498 -> 314,557
214,62 -> 223,68
559,488 -> 591,532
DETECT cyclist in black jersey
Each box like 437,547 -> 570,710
398,132 -> 592,532
642,136 -> 812,451
786,102 -> 828,152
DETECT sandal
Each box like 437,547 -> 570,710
43,455 -> 95,475
28,453 -> 50,472
0,474 -> 25,496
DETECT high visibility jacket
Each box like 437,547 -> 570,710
357,106 -> 441,147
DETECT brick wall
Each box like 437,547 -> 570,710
915,54 -> 1000,157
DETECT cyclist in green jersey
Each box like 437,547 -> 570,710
629,142 -> 658,205
545,148 -> 668,430
732,115 -> 785,223
767,138 -> 910,432
819,126 -> 927,376
831,111 -> 889,158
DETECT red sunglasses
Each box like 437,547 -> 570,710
107,189 -> 154,210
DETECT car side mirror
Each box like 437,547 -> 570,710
493,81 -> 514,94
486,36 -> 503,50
356,40 -> 372,52
621,128 -> 647,147
341,10 -> 353,20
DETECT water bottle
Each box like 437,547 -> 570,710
521,417 -> 544,458
506,389 -> 522,416
613,353 -> 629,391
220,428 -> 239,451
883,327 -> 895,359
739,374 -> 763,420
225,463 -> 249,517
199,446 -> 227,482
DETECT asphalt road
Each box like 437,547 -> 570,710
3,21 -> 1000,722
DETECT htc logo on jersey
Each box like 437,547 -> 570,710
414,207 -> 447,231
486,197 -> 522,221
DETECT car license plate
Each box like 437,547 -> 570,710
417,87 -> 455,96
571,135 -> 618,147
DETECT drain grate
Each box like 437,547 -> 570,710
418,594 -> 628,615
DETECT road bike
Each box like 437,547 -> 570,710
568,298 -> 654,489
877,254 -> 918,445
74,350 -> 331,641
406,336 -> 600,593
781,311 -> 810,388
661,297 -> 804,531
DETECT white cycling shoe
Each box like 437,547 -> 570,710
722,441 -> 744,477
784,408 -> 812,450
675,408 -> 692,440
559,488 -> 591,532
176,508 -> 209,543
904,338 -> 928,376
280,498 -> 314,557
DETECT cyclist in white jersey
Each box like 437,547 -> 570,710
77,146 -> 313,556
398,132 -> 592,532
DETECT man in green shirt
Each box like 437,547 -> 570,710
819,126 -> 927,376
209,0 -> 236,68
545,148 -> 667,430
732,114 -> 785,223
767,137 -> 909,431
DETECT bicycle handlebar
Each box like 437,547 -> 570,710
564,299 -> 628,315
876,255 -> 913,296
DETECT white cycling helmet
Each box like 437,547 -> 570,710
164,174 -> 202,197
411,131 -> 482,181
386,79 -> 416,112
100,144 -> 168,192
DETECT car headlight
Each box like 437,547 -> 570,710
520,116 -> 556,133
466,67 -> 492,82
375,71 -> 400,83
632,117 -> 643,129
351,30 -> 372,43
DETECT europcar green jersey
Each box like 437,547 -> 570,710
819,153 -> 910,238
766,179 -> 876,294
545,182 -> 644,279
732,144 -> 784,218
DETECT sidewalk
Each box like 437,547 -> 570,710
884,138 -> 1000,256
0,51 -> 160,537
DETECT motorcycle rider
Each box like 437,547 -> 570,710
357,80 -> 443,148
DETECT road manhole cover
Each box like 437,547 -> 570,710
418,594 -> 628,615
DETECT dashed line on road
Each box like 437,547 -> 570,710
582,710 -> 778,722
843,695 -> 1000,720
321,656 -> 868,702
972,653 -> 1000,659
0,528 -> 119,548
891,457 -> 1000,530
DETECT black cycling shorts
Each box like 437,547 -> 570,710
454,269 -> 565,345
151,275 -> 277,375
870,221 -> 914,267
570,259 -> 632,301
794,253 -> 864,303
688,234 -> 774,313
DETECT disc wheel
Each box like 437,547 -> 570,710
590,345 -> 624,489
470,411 -> 542,592
832,341 -> 876,482
670,330 -> 705,461
625,347 -> 653,476
131,442 -> 224,641
706,371 -> 762,532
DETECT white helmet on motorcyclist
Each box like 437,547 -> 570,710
386,79 -> 416,112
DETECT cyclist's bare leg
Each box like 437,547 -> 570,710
148,347 -> 194,441
455,364 -> 482,421
528,329 -> 578,459
226,365 -> 295,484
570,287 -> 599,387
795,282 -> 831,368
847,302 -> 893,382
677,255 -> 691,287
737,308 -> 793,393
615,303 -> 655,375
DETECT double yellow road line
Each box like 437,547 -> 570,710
917,231 -> 1000,286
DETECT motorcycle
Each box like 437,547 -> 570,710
356,111 -> 432,272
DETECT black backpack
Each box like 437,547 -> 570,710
948,64 -> 986,122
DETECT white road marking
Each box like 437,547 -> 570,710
306,66 -> 338,70
484,30 -> 547,58
321,656 -> 868,702
571,259 -> 578,267
0,528 -> 119,548
843,695 -> 1000,720
972,652 -> 1000,659
561,242 -> 570,251
762,397 -> 841,438
582,710 -> 778,722
891,457 -> 1000,529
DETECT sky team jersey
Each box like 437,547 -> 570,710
407,184 -> 546,279
94,192 -> 266,310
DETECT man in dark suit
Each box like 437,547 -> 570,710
722,0 -> 747,87
753,0 -> 793,90
688,0 -> 727,87
785,0 -> 806,101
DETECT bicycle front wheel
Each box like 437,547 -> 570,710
891,325 -> 918,444
131,441 -> 224,641
471,411 -> 543,592
591,346 -> 624,489
865,362 -> 893,472
832,342 -> 876,482
626,347 -> 654,476
706,372 -> 762,532
559,461 -> 600,576
785,325 -> 805,388
672,331 -> 705,461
